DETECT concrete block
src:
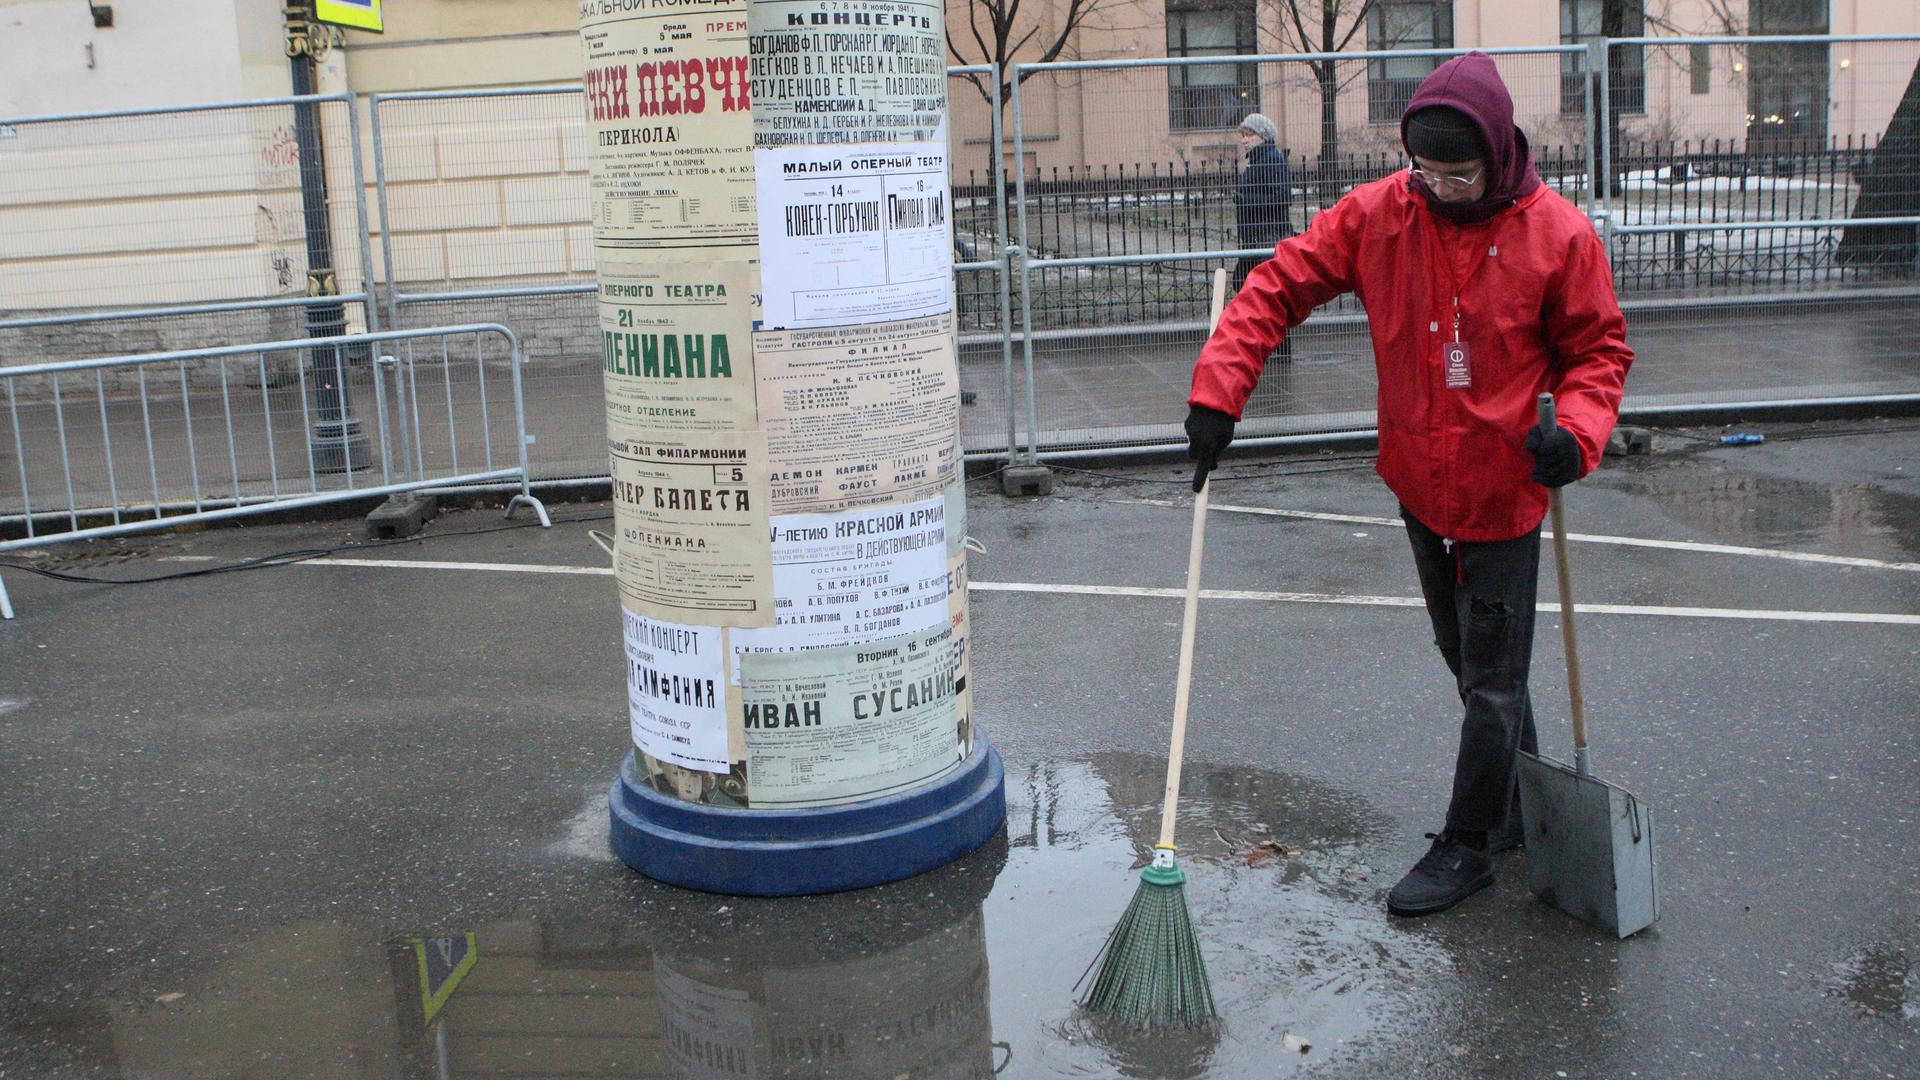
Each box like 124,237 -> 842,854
1000,464 -> 1053,497
366,492 -> 437,539
1606,426 -> 1653,456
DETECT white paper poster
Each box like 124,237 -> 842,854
754,142 -> 953,328
624,609 -> 730,773
755,314 -> 959,512
739,622 -> 964,807
730,495 -> 949,677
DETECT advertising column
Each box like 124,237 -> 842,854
580,0 -> 1004,895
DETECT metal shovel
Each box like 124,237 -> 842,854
1514,393 -> 1661,938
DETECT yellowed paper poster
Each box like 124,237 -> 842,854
579,0 -> 755,254
738,622 -> 964,807
611,429 -> 775,626
753,315 -> 958,513
600,258 -> 760,434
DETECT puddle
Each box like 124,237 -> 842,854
1604,459 -> 1920,562
990,755 -> 1453,1077
1824,944 -> 1919,1022
1,756 -> 1456,1078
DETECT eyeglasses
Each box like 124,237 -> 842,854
1408,164 -> 1483,190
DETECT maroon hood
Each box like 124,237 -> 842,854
1400,51 -> 1541,224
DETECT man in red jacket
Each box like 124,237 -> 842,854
1185,52 -> 1632,916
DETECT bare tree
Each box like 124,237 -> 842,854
1259,0 -> 1379,177
946,0 -> 1143,148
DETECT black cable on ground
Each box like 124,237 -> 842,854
0,505 -> 613,587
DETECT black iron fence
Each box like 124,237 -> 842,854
949,137 -> 1913,331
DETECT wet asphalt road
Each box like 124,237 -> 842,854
0,418 -> 1915,1078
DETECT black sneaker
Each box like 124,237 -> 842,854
1489,797 -> 1525,854
1387,832 -> 1494,917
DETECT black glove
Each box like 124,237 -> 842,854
1185,405 -> 1235,492
1525,424 -> 1582,488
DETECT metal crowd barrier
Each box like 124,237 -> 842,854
1,324 -> 550,620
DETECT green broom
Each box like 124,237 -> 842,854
1076,271 -> 1228,1030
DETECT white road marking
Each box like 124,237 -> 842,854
1126,497 -> 1920,574
967,580 -> 1920,625
208,556 -> 1917,626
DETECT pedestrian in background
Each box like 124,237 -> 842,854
1231,113 -> 1295,286
1184,53 -> 1633,918
1233,113 -> 1294,363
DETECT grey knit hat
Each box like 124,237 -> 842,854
1238,113 -> 1277,143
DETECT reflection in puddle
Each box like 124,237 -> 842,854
995,754 -> 1455,1077
9,756 -> 1457,1078
1605,459 -> 1920,561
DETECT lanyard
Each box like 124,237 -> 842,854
1425,215 -> 1513,343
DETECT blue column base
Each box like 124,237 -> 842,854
609,738 -> 1007,896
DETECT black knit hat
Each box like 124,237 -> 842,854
1404,106 -> 1488,163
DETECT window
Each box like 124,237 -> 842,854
1747,0 -> 1829,147
1166,1 -> 1259,132
1368,2 -> 1454,124
1690,43 -> 1710,95
1560,0 -> 1644,117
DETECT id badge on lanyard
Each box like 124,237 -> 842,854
1435,229 -> 1504,392
1442,313 -> 1472,389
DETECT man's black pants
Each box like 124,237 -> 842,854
1402,506 -> 1541,834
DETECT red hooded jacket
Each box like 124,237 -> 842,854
1190,53 -> 1632,542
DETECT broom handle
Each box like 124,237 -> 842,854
1159,268 -> 1231,848
1160,480 -> 1209,847
1538,393 -> 1591,777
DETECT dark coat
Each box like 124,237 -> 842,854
1234,141 -> 1294,250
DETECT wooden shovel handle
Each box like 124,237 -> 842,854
1539,393 -> 1590,760
1158,268 -> 1231,848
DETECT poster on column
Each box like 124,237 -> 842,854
738,622 -> 964,807
579,0 -> 755,255
599,258 -> 759,435
754,314 -> 958,513
943,473 -> 974,758
747,0 -> 946,147
730,494 -> 948,678
754,142 -> 953,328
611,429 -> 775,626
623,609 -> 730,772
